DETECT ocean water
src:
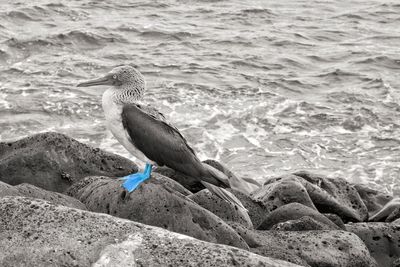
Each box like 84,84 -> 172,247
0,0 -> 399,194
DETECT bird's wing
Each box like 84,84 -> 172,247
121,104 -> 203,177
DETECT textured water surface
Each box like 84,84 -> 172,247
0,0 -> 399,194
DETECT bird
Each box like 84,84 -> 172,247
77,65 -> 251,223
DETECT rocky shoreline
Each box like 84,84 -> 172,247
0,132 -> 399,267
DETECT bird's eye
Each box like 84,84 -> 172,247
112,75 -> 117,79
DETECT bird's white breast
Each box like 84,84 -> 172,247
102,89 -> 151,164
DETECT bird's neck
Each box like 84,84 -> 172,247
108,83 -> 145,105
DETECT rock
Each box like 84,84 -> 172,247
0,181 -> 86,210
386,207 -> 400,223
270,216 -> 336,231
254,172 -> 369,223
189,189 -> 253,228
0,196 -> 300,267
231,189 -> 269,228
393,218 -> 400,225
17,183 -> 86,210
346,222 -> 400,267
294,171 -> 368,222
324,213 -> 346,229
227,222 -> 260,248
252,230 -> 378,267
0,132 -> 138,193
0,181 -> 20,197
353,184 -> 393,217
254,243 -> 310,267
257,203 -> 340,230
251,175 -> 316,212
369,197 -> 400,222
67,173 -> 249,249
154,166 -> 205,193
203,159 -> 260,195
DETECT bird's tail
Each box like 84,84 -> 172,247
201,163 -> 253,228
201,181 -> 253,228
201,163 -> 230,188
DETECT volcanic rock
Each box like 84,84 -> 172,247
0,132 -> 138,193
189,189 -> 253,228
346,222 -> 400,267
257,203 -> 340,230
0,196 -> 299,267
252,229 -> 377,267
67,173 -> 249,249
0,181 -> 86,210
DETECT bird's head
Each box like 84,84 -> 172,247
77,65 -> 145,96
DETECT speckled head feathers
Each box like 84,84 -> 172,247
109,65 -> 145,88
77,65 -> 146,102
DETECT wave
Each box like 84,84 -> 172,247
5,30 -> 127,51
352,55 -> 400,70
139,30 -> 199,41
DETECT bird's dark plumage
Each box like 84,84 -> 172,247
121,104 -> 229,188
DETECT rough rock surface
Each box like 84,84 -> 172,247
0,196 -> 300,267
257,203 -> 340,230
0,132 -> 138,193
323,213 -> 346,229
294,171 -> 368,222
386,207 -> 400,222
67,174 -> 249,249
189,189 -> 253,228
0,181 -> 20,197
252,230 -> 378,267
253,172 -> 368,223
354,184 -> 393,217
0,181 -> 86,210
346,222 -> 400,267
369,197 -> 400,222
270,216 -> 337,231
231,189 -> 269,228
252,175 -> 316,212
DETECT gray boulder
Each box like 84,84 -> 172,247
252,174 -> 316,212
252,230 -> 377,267
67,174 -> 249,249
0,132 -> 138,193
369,197 -> 400,222
294,171 -> 368,222
232,189 -> 270,228
270,216 -> 336,231
257,203 -> 340,230
0,181 -> 86,210
253,172 -> 368,222
346,222 -> 400,267
353,184 -> 393,218
189,189 -> 253,228
0,196 -> 300,267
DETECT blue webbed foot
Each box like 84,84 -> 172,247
121,163 -> 152,192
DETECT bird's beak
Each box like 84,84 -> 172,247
76,75 -> 113,87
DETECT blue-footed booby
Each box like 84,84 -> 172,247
77,65 -> 250,220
